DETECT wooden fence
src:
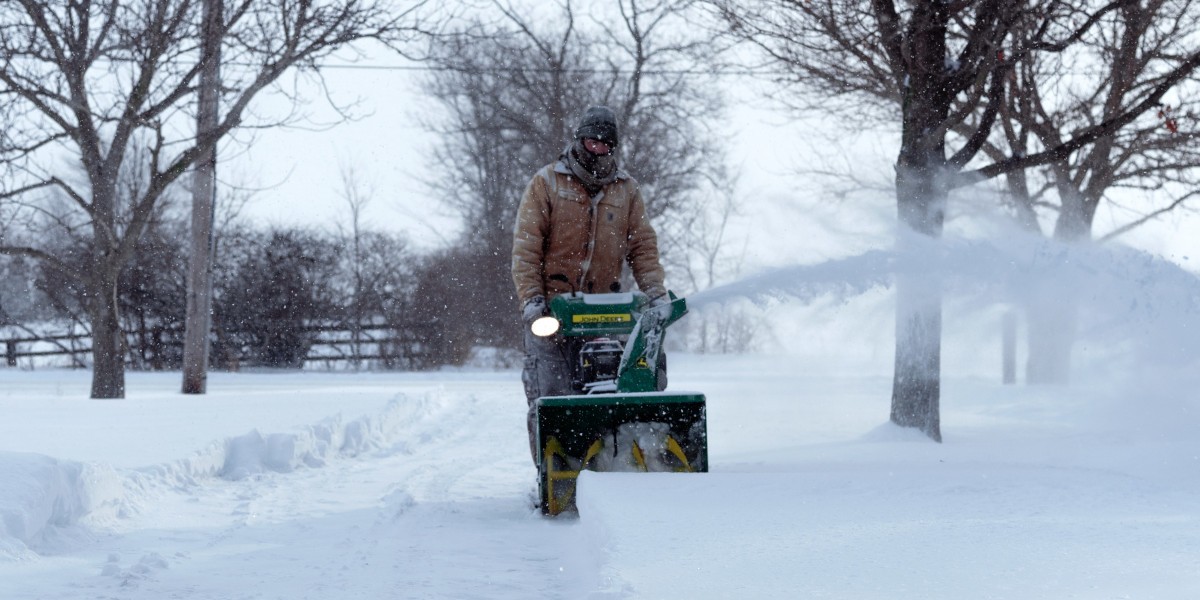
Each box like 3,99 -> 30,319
2,324 -> 422,370
4,332 -> 90,367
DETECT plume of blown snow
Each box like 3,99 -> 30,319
692,228 -> 1200,365
686,227 -> 1200,431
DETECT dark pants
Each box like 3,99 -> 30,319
521,329 -> 583,464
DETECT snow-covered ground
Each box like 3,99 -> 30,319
2,238 -> 1199,599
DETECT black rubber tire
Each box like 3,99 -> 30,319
537,462 -> 551,515
655,351 -> 668,391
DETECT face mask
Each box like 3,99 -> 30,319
573,139 -> 617,179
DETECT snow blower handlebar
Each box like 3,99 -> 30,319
538,291 -> 685,336
616,292 -> 685,393
536,291 -> 686,393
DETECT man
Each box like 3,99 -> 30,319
511,105 -> 667,462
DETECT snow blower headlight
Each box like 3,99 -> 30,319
531,315 -> 560,337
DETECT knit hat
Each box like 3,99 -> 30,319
574,106 -> 619,148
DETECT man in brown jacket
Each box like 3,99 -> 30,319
511,105 -> 668,462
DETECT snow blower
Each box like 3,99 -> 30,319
531,291 -> 708,515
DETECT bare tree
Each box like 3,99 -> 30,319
969,1 -> 1200,383
419,0 -> 731,349
713,0 -> 1200,440
0,0 -> 433,397
336,161 -> 373,368
988,1 -> 1200,240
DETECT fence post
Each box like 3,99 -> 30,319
6,340 -> 16,367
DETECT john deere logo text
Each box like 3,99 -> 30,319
572,313 -> 631,324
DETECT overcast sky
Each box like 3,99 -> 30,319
223,56 -> 1200,279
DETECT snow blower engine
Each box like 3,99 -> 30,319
530,291 -> 708,515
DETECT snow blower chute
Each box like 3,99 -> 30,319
531,291 -> 707,515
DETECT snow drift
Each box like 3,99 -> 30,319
0,391 -> 447,556
0,453 -> 123,559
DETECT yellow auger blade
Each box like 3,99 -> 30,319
631,441 -> 648,471
581,438 -> 604,469
630,436 -> 692,473
544,437 -> 606,515
544,437 -> 568,515
666,435 -> 693,473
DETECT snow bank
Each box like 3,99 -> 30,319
0,453 -> 124,558
0,391 -> 445,557
576,440 -> 1200,599
131,391 -> 445,487
216,393 -> 435,480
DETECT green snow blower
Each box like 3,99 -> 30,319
531,291 -> 708,515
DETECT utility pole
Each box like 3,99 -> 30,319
182,0 -> 222,394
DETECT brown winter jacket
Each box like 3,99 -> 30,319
512,161 -> 666,305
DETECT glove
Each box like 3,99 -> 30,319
522,296 -> 547,323
648,294 -> 669,309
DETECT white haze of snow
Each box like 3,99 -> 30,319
2,232 -> 1199,599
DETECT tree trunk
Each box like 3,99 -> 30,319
1025,296 -> 1076,384
1023,186 -> 1089,385
890,281 -> 942,439
889,163 -> 945,442
89,274 -> 126,399
1054,187 -> 1093,242
1002,310 -> 1017,384
884,0 -> 952,442
182,0 -> 222,394
86,162 -> 127,399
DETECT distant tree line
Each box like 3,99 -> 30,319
0,195 -> 488,371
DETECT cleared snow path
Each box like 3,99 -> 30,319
0,374 -> 592,599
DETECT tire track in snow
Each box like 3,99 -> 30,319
342,390 -> 590,600
12,387 -> 592,599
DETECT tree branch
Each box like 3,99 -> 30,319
955,48 -> 1200,187
0,243 -> 81,281
949,62 -> 1008,169
1098,189 -> 1199,242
